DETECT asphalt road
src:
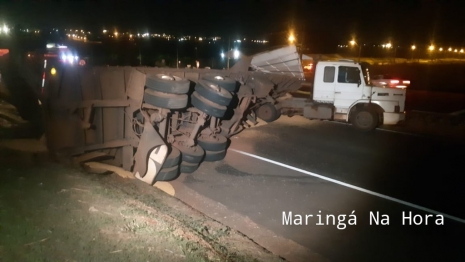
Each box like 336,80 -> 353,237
173,116 -> 465,262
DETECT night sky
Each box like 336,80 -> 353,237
1,0 -> 464,48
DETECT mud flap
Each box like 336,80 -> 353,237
134,122 -> 168,185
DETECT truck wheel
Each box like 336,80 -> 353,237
191,91 -> 227,118
204,150 -> 227,162
202,75 -> 237,92
155,165 -> 180,181
195,80 -> 233,106
161,147 -> 181,169
351,109 -> 379,131
144,89 -> 188,109
173,141 -> 205,164
256,103 -> 281,122
180,161 -> 199,174
197,134 -> 228,151
146,74 -> 190,94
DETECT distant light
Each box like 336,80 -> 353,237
233,49 -> 239,59
350,40 -> 356,46
454,49 -> 458,52
428,45 -> 434,51
411,45 -> 416,50
220,52 -> 225,58
439,47 -> 443,51
448,47 -> 452,51
288,33 -> 295,43
51,68 -> 57,75
461,49 -> 464,53
385,43 -> 392,48
199,37 -> 203,41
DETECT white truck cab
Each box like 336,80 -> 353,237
280,60 -> 406,131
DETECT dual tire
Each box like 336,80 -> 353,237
144,74 -> 190,109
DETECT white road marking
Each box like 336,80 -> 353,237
229,148 -> 465,224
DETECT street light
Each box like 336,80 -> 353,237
349,39 -> 362,62
288,33 -> 295,44
411,45 -> 416,61
429,45 -> 435,51
233,49 -> 239,59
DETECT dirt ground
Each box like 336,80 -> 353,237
0,145 -> 285,262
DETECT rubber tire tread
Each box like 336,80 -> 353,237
204,150 -> 227,162
155,165 -> 180,181
146,74 -> 190,94
173,142 -> 205,164
162,147 -> 181,168
144,89 -> 188,109
202,75 -> 237,92
180,161 -> 199,173
191,91 -> 226,118
197,135 -> 228,151
195,80 -> 232,106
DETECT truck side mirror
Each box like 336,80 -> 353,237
357,79 -> 361,87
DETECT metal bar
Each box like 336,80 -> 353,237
51,99 -> 130,110
159,117 -> 167,138
209,116 -> 216,130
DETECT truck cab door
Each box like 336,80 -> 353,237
334,66 -> 364,110
312,65 -> 336,102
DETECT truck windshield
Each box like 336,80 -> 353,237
360,63 -> 371,85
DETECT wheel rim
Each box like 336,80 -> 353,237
258,106 -> 272,120
356,111 -> 373,128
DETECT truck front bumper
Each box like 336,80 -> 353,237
383,112 -> 405,125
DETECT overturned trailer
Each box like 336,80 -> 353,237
40,45 -> 304,185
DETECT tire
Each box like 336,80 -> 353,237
146,74 -> 190,94
155,165 -> 180,181
172,141 -> 205,164
180,161 -> 199,174
162,147 -> 181,168
202,75 -> 237,92
351,109 -> 379,132
191,91 -> 227,118
195,80 -> 233,106
255,103 -> 281,122
197,134 -> 228,151
204,150 -> 227,162
144,89 -> 188,109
